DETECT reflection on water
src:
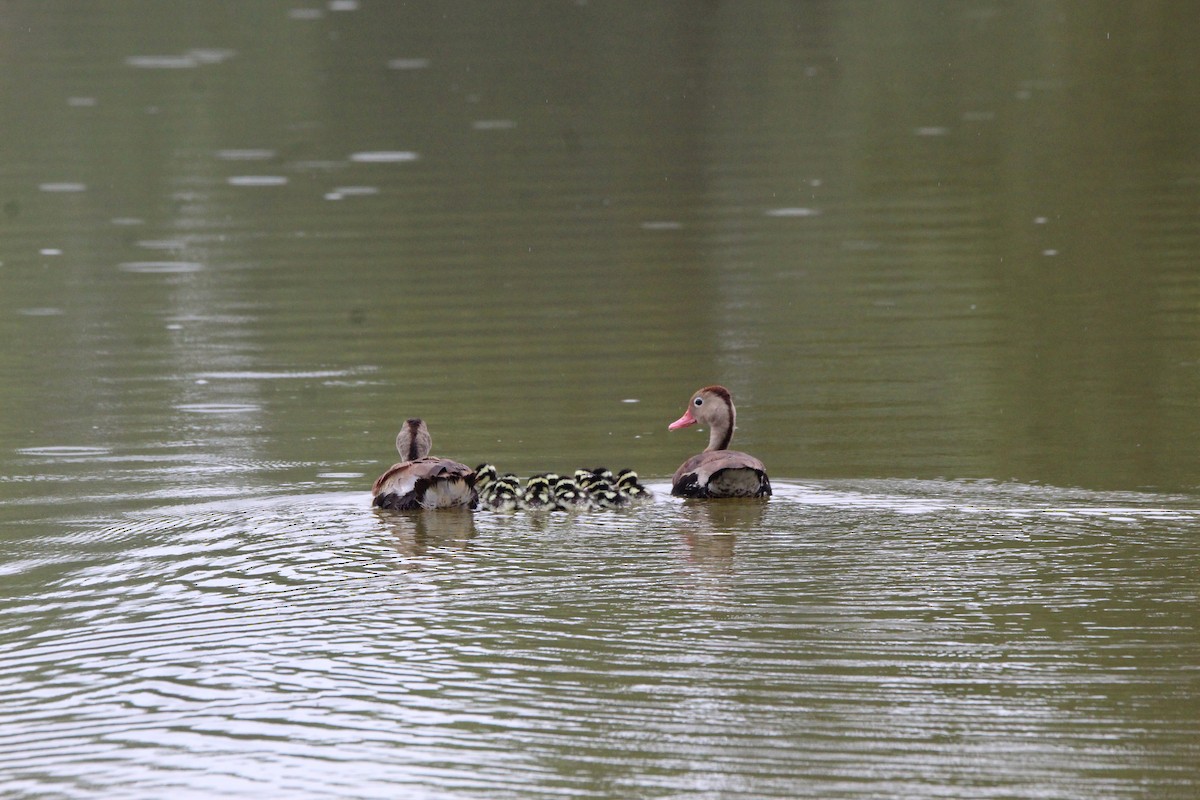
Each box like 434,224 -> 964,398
378,507 -> 477,557
2,1 -> 1200,798
677,497 -> 769,536
673,498 -> 767,576
1,0 -> 1197,488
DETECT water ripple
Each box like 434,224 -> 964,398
0,483 -> 1197,798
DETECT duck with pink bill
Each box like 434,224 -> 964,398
668,385 -> 771,499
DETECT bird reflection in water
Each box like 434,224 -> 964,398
375,508 -> 476,557
678,499 -> 768,572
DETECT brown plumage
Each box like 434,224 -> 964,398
372,418 -> 477,510
668,385 -> 771,499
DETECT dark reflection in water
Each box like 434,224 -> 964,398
377,508 -> 477,557
672,500 -> 767,576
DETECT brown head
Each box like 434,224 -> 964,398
395,417 -> 433,461
668,385 -> 736,451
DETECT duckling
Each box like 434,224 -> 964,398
490,473 -> 524,511
474,464 -> 522,511
615,468 -> 652,504
552,475 -> 591,511
474,463 -> 499,497
589,483 -> 626,509
573,466 -> 629,508
574,467 -> 611,501
522,473 -> 557,510
575,467 -> 615,492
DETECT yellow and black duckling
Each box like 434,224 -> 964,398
475,463 -> 499,496
460,464 -> 651,513
615,469 -> 652,504
475,463 -> 525,511
552,474 -> 592,511
575,467 -> 614,492
570,467 -> 617,508
574,466 -> 650,507
522,473 -> 557,510
489,473 -> 523,511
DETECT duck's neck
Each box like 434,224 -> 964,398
706,399 -> 735,452
396,418 -> 432,461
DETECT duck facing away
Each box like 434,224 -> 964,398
668,385 -> 771,499
372,418 -> 477,510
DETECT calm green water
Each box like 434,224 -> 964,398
2,2 -> 1199,798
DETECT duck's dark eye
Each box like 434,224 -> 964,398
693,397 -> 703,407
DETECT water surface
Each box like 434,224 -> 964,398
2,2 -> 1199,798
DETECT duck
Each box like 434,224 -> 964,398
372,418 -> 478,510
667,385 -> 771,499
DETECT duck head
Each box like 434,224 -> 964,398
668,385 -> 736,451
396,418 -> 433,461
